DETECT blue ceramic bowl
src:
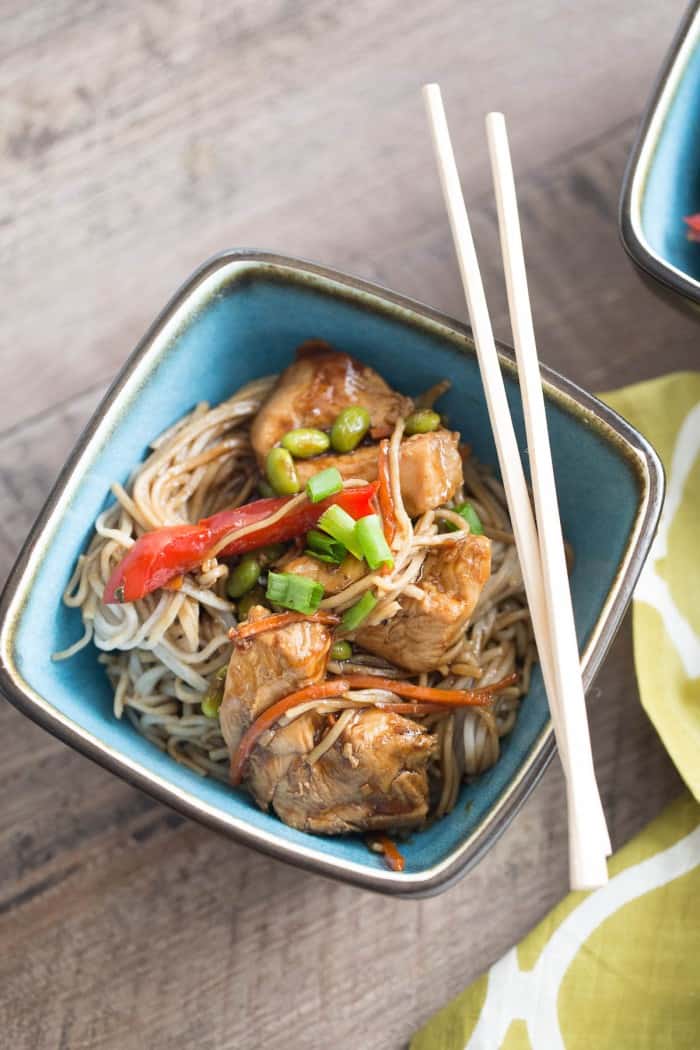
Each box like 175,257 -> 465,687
620,3 -> 700,311
0,252 -> 663,897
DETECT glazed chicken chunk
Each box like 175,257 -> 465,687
356,533 -> 492,672
283,532 -> 492,674
293,429 -> 463,518
220,607 -> 436,833
252,342 -> 463,516
219,605 -> 333,754
250,341 -> 412,464
254,708 -> 436,834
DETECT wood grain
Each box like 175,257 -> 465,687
0,0 -> 690,429
0,2 -> 691,1048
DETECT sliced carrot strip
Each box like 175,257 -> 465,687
377,439 -> 396,547
340,673 -> 518,707
230,680 -> 350,784
369,835 -> 405,872
230,674 -> 518,785
229,610 -> 340,644
369,703 -> 450,717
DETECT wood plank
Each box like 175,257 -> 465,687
0,1 -> 688,429
0,621 -> 681,1050
379,118 -> 700,389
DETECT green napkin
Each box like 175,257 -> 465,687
412,796 -> 699,1050
412,373 -> 700,1050
604,373 -> 700,800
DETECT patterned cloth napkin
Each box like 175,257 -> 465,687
605,374 -> 700,800
411,373 -> 700,1050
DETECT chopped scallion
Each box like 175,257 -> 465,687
341,590 -> 378,631
317,504 -> 363,559
306,466 -> 343,503
265,571 -> 324,614
305,529 -> 347,564
355,514 -> 393,570
443,501 -> 484,535
455,501 -> 483,535
201,688 -> 223,719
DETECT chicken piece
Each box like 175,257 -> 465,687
250,341 -> 412,465
356,533 -> 492,672
220,605 -> 436,835
246,709 -> 323,813
294,444 -> 379,488
295,430 -> 463,518
249,707 -> 437,833
284,552 -> 366,596
396,430 -> 463,517
219,605 -> 333,754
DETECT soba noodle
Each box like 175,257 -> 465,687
56,374 -> 535,811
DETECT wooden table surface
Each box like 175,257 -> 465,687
1,3 -> 696,1047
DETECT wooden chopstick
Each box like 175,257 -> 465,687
485,112 -> 611,863
422,84 -> 608,889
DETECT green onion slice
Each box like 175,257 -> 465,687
201,689 -> 223,719
355,513 -> 393,571
455,501 -> 483,535
443,501 -> 484,535
305,529 -> 347,564
265,571 -> 324,614
317,504 -> 363,559
303,552 -> 339,564
341,591 -> 378,631
306,466 -> 343,504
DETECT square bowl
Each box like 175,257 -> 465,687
0,251 -> 663,897
620,2 -> 700,313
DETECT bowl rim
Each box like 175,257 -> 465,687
619,1 -> 700,304
0,250 -> 664,897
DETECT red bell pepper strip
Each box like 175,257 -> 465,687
203,483 -> 378,559
103,483 -> 378,605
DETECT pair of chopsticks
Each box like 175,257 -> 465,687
423,84 -> 610,889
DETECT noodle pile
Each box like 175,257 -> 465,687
56,377 -> 535,813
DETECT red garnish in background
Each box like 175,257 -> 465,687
683,214 -> 700,241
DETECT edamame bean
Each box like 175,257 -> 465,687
330,405 -> 371,452
330,640 -> 352,661
404,409 -> 441,435
281,427 -> 330,459
257,478 -> 275,499
237,585 -> 267,620
227,555 -> 261,599
265,446 -> 300,495
201,688 -> 222,719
